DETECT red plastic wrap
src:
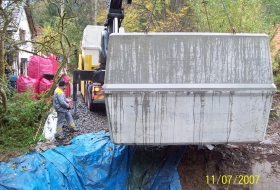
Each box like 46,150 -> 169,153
65,85 -> 71,98
63,75 -> 71,97
39,78 -> 53,94
62,75 -> 71,83
27,56 -> 54,79
17,75 -> 39,94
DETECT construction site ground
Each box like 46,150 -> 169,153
1,92 -> 280,190
178,92 -> 280,190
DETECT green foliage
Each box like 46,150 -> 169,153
31,1 -> 55,27
189,0 -> 267,33
35,22 -> 61,55
0,78 -> 17,112
37,134 -> 47,142
122,0 -> 277,33
0,91 -> 50,150
262,0 -> 280,27
269,108 -> 279,121
274,72 -> 280,83
32,0 -> 84,71
122,0 -> 193,32
272,51 -> 280,74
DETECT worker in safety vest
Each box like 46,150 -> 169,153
53,80 -> 78,140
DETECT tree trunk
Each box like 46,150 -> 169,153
0,32 -> 8,111
0,87 -> 7,112
161,0 -> 166,22
0,32 -> 5,80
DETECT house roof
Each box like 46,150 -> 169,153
3,0 -> 37,38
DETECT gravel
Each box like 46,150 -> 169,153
70,92 -> 108,134
35,92 -> 109,151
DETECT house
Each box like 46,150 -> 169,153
4,0 -> 37,76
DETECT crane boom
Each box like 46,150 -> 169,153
72,0 -> 132,110
99,0 -> 131,69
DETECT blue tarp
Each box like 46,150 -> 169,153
0,131 -> 185,190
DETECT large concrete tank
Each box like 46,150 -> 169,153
103,33 -> 276,145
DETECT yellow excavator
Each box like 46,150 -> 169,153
73,0 -> 276,145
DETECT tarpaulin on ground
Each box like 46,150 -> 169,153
0,131 -> 185,190
128,146 -> 185,190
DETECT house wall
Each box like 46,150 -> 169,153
12,8 -> 33,76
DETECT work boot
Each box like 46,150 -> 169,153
62,125 -> 70,133
69,126 -> 79,132
55,133 -> 65,140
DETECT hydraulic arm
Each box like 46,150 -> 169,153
72,0 -> 132,112
99,0 -> 131,69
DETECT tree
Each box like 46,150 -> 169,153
0,0 -> 79,150
33,0 -> 102,65
0,0 -> 26,111
188,0 -> 268,33
121,0 -> 193,32
262,0 -> 280,27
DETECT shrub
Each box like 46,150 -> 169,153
0,90 -> 50,150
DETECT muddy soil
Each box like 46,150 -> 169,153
178,93 -> 280,190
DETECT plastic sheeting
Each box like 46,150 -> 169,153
17,75 -> 39,94
39,78 -> 53,94
0,131 -> 185,190
27,56 -> 56,80
42,111 -> 57,142
128,146 -> 185,190
62,75 -> 71,98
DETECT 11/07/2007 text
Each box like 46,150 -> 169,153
206,175 -> 260,185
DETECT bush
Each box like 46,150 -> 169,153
0,90 -> 50,150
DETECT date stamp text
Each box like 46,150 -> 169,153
206,175 -> 260,185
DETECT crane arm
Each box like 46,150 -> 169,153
99,0 -> 132,69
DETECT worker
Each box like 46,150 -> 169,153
53,80 -> 78,140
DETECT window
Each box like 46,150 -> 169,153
19,29 -> 25,41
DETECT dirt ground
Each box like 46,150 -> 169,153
178,93 -> 280,190
1,93 -> 280,190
